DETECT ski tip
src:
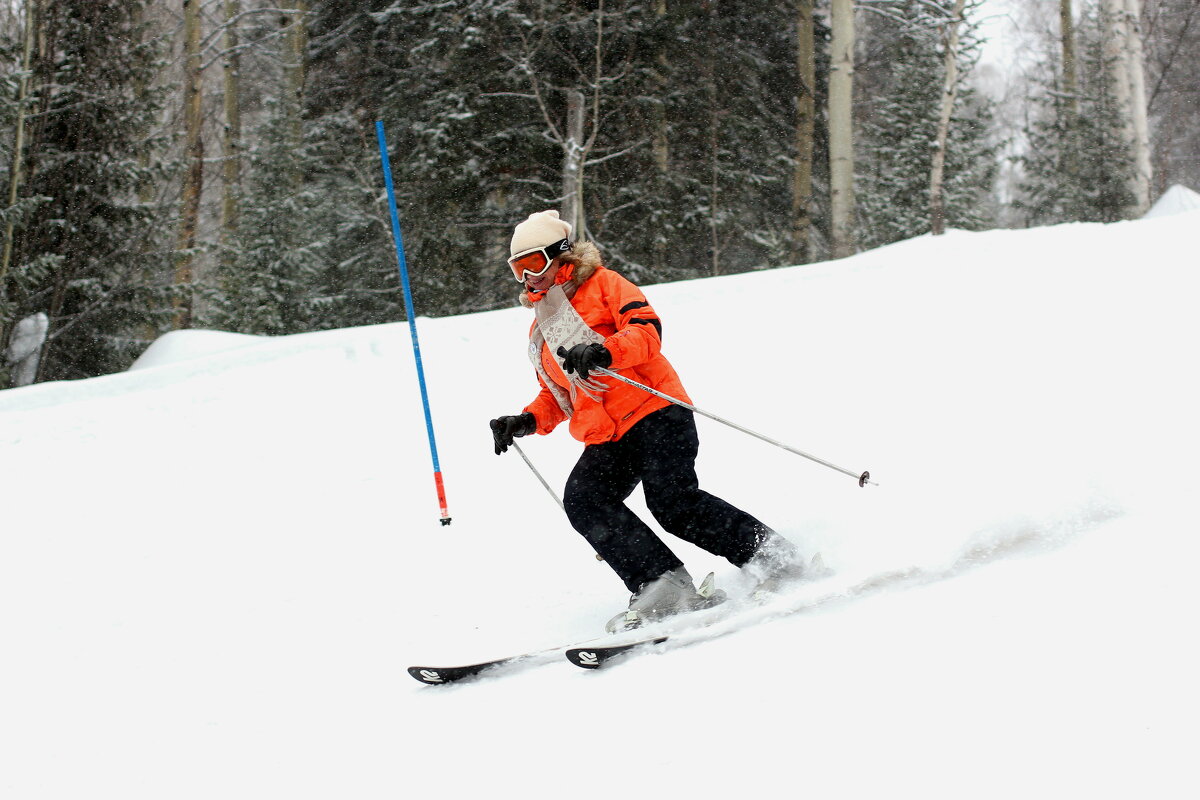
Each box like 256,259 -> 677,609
408,666 -> 452,685
407,660 -> 505,685
565,637 -> 669,670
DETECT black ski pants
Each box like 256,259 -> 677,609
563,404 -> 770,593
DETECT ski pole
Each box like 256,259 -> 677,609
593,366 -> 875,487
376,120 -> 451,525
511,440 -> 564,513
512,441 -> 604,561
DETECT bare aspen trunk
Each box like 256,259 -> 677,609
561,2 -> 608,243
174,0 -> 203,330
704,4 -> 721,276
651,0 -> 669,178
791,0 -> 815,264
1102,0 -> 1146,216
129,3 -> 159,205
828,0 -> 856,259
562,89 -> 586,241
1,0 -> 38,337
221,0 -> 242,259
1123,0 -> 1152,212
1060,0 -> 1081,180
285,0 -> 308,190
650,0 -> 669,271
708,109 -> 720,276
1060,0 -> 1080,119
930,0 -> 967,237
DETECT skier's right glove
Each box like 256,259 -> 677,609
557,343 -> 613,379
490,412 -> 536,455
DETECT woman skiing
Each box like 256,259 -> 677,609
490,210 -> 806,632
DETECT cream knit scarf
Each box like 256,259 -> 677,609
528,283 -> 609,418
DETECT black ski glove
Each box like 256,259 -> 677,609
556,343 -> 613,379
490,412 -> 536,455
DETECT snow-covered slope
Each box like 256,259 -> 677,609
1144,183 -> 1200,218
2,213 -> 1198,799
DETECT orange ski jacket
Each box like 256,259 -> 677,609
522,250 -> 690,445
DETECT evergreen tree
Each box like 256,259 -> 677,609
1,0 -> 171,383
856,0 -> 998,249
206,0 -> 402,335
301,0 -> 830,312
206,103 -> 399,334
303,109 -> 406,329
303,0 -> 553,317
1016,5 -> 1137,225
598,0 -> 823,278
208,99 -> 323,335
1142,0 -> 1200,194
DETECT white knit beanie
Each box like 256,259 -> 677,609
510,210 -> 573,256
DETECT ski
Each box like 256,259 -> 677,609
565,637 -> 669,669
408,635 -> 610,685
407,657 -> 523,685
408,634 -> 673,684
407,634 -> 665,684
410,559 -> 834,684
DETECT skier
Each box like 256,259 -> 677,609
490,210 -> 809,633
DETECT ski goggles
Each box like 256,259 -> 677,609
507,238 -> 572,282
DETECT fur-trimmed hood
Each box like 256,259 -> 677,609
518,240 -> 603,308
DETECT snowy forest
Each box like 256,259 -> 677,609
0,0 -> 1196,388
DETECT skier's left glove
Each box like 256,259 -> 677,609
490,412 -> 536,455
556,343 -> 613,379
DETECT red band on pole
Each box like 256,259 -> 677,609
434,472 -> 451,525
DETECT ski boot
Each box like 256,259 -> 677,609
605,567 -> 726,634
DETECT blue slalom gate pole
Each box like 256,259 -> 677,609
375,120 -> 451,525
